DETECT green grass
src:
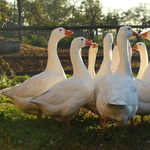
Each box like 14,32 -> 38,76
1,73 -> 150,149
0,103 -> 150,150
0,72 -> 30,89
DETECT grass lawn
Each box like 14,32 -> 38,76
0,102 -> 150,150
0,73 -> 150,149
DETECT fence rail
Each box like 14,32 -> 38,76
1,25 -> 150,30
1,25 -> 150,42
0,55 -> 148,60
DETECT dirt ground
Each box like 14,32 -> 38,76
0,44 -> 143,76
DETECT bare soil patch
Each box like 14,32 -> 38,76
0,44 -> 144,75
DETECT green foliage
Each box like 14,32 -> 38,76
120,3 -> 150,26
4,0 -> 150,30
77,0 -> 103,26
0,72 -> 30,90
0,0 -> 12,27
21,0 -> 72,26
132,73 -> 137,77
12,75 -> 30,85
0,72 -> 12,89
0,58 -> 11,71
3,0 -> 150,46
22,31 -> 48,47
22,35 -> 32,45
129,36 -> 138,46
102,10 -> 121,26
0,57 -> 30,89
92,34 -> 103,46
22,0 -> 49,26
31,36 -> 47,47
58,35 -> 73,46
23,30 -> 74,47
141,38 -> 150,46
66,74 -> 72,78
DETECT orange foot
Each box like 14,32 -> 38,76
103,117 -> 107,130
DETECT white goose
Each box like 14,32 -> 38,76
112,33 -> 150,125
88,43 -> 98,78
26,37 -> 94,125
94,33 -> 113,103
0,27 -> 73,118
83,33 -> 113,116
131,42 -> 150,124
132,42 -> 148,79
139,31 -> 150,84
140,30 -> 150,41
96,26 -> 139,129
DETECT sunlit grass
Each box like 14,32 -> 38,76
1,103 -> 150,149
1,72 -> 150,149
132,73 -> 137,77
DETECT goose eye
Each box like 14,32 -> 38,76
81,39 -> 83,41
128,28 -> 131,30
59,29 -> 62,31
139,43 -> 141,45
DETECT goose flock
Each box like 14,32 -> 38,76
1,26 -> 150,130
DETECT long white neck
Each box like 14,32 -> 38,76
127,40 -> 132,63
112,46 -> 119,73
88,50 -> 97,78
70,46 -> 92,80
96,41 -> 113,77
45,35 -> 66,77
116,36 -> 132,78
137,49 -> 148,79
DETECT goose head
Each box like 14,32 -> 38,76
71,37 -> 93,49
132,42 -> 147,52
104,33 -> 113,46
89,43 -> 98,54
117,26 -> 139,40
140,30 -> 150,41
51,27 -> 73,40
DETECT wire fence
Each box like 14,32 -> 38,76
0,25 -> 150,76
1,25 -> 150,42
0,54 -> 145,76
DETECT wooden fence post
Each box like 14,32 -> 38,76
17,0 -> 22,43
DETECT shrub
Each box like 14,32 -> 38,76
58,35 -> 73,46
22,31 -> 48,47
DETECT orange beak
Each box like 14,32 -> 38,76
132,44 -> 138,50
93,43 -> 98,48
140,31 -> 148,38
65,29 -> 73,35
85,39 -> 93,46
132,31 -> 139,36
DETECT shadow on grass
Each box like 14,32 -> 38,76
0,105 -> 150,150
